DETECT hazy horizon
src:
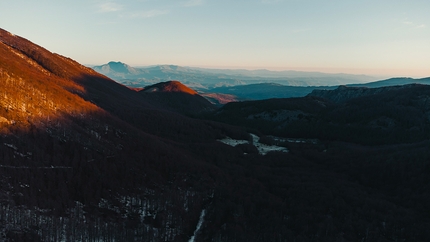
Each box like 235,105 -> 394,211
89,61 -> 412,79
1,0 -> 429,78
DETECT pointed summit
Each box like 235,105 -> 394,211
93,61 -> 138,77
106,61 -> 134,73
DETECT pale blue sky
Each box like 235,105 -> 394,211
1,0 -> 429,77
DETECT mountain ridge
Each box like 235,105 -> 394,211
348,76 -> 430,88
2,28 -> 430,241
92,61 -> 429,103
92,61 -> 379,89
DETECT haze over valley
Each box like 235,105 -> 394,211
92,61 -> 430,102
91,61 -> 379,89
0,0 -> 429,241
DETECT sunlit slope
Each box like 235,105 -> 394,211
138,81 -> 215,115
0,29 -> 101,133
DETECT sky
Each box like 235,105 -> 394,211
1,0 -> 429,77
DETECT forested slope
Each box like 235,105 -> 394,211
2,28 -> 430,241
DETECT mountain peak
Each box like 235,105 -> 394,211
107,61 -> 127,66
105,61 -> 134,73
91,61 -> 138,77
143,81 -> 198,95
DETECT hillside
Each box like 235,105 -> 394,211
143,80 -> 198,95
207,85 -> 430,239
0,28 -> 247,241
137,81 -> 215,115
2,28 -> 430,241
212,84 -> 430,144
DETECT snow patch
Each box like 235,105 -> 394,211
218,134 -> 288,155
189,209 -> 206,242
3,143 -> 17,150
218,137 -> 248,146
250,134 -> 289,155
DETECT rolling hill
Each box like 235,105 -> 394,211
137,81 -> 215,116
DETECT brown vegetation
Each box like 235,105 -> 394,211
1,27 -> 430,241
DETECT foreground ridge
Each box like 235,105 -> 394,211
1,28 -> 430,241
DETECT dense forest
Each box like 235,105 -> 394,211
1,27 -> 430,241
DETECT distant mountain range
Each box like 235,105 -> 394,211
92,62 -> 429,102
3,27 -> 430,241
92,61 -> 379,89
205,77 -> 430,101
349,77 -> 430,88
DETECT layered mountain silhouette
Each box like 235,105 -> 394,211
205,78 -> 430,101
349,77 -> 430,88
93,61 -> 430,102
92,61 -> 378,89
2,27 -> 430,241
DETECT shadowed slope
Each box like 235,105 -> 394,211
211,84 -> 430,144
138,81 -> 215,116
2,28 -> 430,242
0,28 -> 234,241
143,80 -> 198,95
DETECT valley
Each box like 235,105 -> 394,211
1,28 -> 430,241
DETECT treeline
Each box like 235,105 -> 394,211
209,85 -> 430,145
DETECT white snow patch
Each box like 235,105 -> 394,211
250,134 -> 289,155
218,134 -> 288,155
3,143 -> 17,150
189,209 -> 206,242
218,137 -> 248,146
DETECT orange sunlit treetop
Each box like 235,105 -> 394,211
143,81 -> 198,95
